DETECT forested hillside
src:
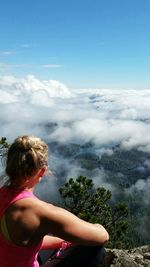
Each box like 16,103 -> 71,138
48,141 -> 150,248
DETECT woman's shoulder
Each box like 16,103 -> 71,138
10,195 -> 56,219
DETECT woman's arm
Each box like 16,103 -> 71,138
41,235 -> 72,250
36,200 -> 109,246
41,235 -> 64,249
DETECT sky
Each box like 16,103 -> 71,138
0,0 -> 150,89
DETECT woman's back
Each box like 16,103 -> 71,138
0,187 -> 42,267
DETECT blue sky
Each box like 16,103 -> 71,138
0,0 -> 150,89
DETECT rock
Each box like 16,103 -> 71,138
134,254 -> 143,264
103,245 -> 150,267
144,253 -> 150,261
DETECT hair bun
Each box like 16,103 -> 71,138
6,135 -> 48,181
15,136 -> 33,152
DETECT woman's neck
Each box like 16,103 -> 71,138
7,172 -> 40,192
7,182 -> 34,192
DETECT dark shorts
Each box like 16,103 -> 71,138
39,245 -> 107,267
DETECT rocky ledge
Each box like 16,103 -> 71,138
104,245 -> 150,267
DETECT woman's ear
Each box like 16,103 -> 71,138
38,166 -> 47,178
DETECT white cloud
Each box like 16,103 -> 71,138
0,62 -> 11,69
21,44 -> 31,48
0,51 -> 16,56
126,178 -> 150,205
0,75 -> 72,103
0,75 -> 150,153
0,90 -> 18,104
42,64 -> 62,68
0,63 -> 62,70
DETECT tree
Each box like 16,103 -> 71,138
59,176 -> 129,248
0,137 -> 9,185
0,137 -> 9,157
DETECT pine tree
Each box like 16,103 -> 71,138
59,176 -> 129,248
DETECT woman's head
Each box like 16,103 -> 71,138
6,135 -> 48,184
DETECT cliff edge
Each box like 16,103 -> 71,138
104,245 -> 150,267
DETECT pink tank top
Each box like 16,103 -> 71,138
0,187 -> 43,267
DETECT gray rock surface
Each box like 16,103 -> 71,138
103,246 -> 150,267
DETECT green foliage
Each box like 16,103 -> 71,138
0,137 -> 9,186
74,153 -> 99,170
59,175 -> 129,248
0,137 -> 9,157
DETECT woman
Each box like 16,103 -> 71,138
0,135 -> 109,267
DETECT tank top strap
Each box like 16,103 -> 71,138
9,190 -> 36,205
0,187 -> 37,217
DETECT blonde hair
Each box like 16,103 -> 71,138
6,135 -> 48,181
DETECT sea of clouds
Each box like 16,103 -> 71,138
0,75 -> 150,203
0,75 -> 150,150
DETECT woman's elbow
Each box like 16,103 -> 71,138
102,230 -> 109,244
101,230 -> 109,245
95,224 -> 109,244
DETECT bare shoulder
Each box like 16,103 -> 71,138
5,197 -> 54,246
8,196 -> 65,230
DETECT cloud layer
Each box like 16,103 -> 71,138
0,75 -> 150,152
0,75 -> 150,198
